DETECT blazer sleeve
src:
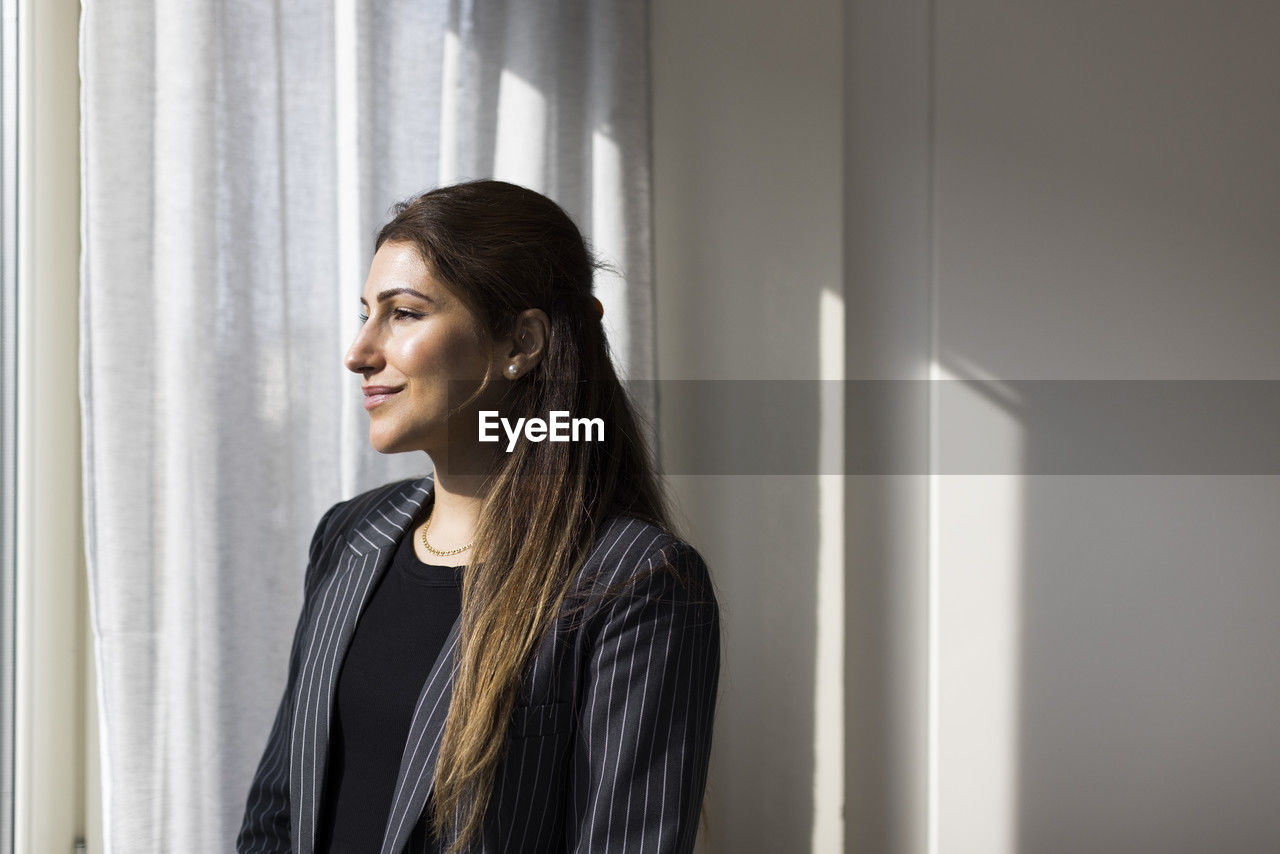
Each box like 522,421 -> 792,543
568,540 -> 722,853
236,500 -> 343,853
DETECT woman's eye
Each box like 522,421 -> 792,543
357,309 -> 420,325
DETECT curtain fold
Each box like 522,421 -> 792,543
79,2 -> 653,849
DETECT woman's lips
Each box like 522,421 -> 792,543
363,387 -> 403,410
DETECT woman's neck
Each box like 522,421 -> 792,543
417,466 -> 490,566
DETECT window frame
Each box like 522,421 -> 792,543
11,1 -> 96,852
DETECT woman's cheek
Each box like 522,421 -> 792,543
434,332 -> 492,382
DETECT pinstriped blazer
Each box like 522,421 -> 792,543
236,474 -> 721,853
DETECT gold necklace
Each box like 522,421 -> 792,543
420,509 -> 473,557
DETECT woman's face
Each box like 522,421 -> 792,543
345,240 -> 501,457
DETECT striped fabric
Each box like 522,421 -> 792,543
236,474 -> 722,853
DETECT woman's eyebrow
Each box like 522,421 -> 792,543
359,287 -> 435,306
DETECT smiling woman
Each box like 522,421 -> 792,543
237,180 -> 722,854
348,242 -> 498,462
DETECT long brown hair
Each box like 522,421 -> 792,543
376,179 -> 675,852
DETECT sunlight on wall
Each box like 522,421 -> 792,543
814,288 -> 845,851
930,359 -> 1024,854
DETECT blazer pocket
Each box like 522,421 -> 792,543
508,701 -> 574,738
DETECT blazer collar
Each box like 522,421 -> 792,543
344,472 -> 437,556
292,471 -> 464,854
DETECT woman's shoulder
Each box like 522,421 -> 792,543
571,514 -> 717,610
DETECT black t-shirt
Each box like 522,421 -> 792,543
314,512 -> 464,853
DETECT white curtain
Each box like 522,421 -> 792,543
78,2 -> 654,850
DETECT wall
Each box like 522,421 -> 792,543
651,0 -> 845,851
931,3 -> 1280,852
659,1 -> 1280,852
852,1 -> 1280,852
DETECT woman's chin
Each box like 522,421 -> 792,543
368,425 -> 411,455
364,409 -> 448,454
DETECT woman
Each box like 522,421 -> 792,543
237,180 -> 721,854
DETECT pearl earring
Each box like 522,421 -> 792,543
507,364 -> 518,376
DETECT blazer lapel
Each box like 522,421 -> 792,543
289,474 -> 440,854
379,612 -> 463,854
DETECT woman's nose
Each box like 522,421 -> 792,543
344,325 -> 382,374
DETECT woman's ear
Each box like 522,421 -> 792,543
499,308 -> 550,380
